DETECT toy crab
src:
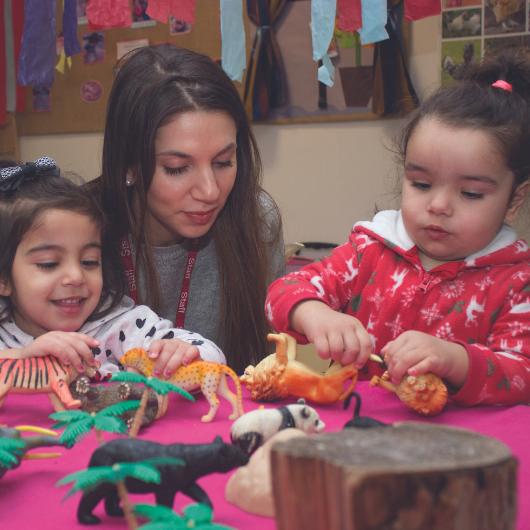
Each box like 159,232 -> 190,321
240,333 -> 358,404
370,370 -> 448,416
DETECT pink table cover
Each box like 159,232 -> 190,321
1,381 -> 529,529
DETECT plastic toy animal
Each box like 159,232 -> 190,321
0,425 -> 64,478
230,399 -> 326,455
370,371 -> 448,416
69,375 -> 161,428
119,348 -> 244,422
240,333 -> 358,404
342,392 -> 388,429
76,436 -> 249,525
0,355 -> 98,411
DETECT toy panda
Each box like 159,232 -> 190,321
230,399 -> 325,455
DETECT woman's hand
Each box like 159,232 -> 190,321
381,330 -> 469,388
19,331 -> 99,373
290,300 -> 372,366
148,338 -> 200,378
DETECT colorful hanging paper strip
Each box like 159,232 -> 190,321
86,0 -> 132,29
311,0 -> 336,87
147,0 -> 196,24
63,0 -> 80,57
18,0 -> 56,89
358,0 -> 388,45
404,0 -> 441,22
336,0 -> 362,33
220,0 -> 246,82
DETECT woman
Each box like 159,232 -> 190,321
89,44 -> 284,373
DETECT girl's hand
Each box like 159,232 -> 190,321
148,339 -> 200,378
381,331 -> 469,388
290,300 -> 372,367
20,331 -> 99,373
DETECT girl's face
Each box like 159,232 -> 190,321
401,118 -> 527,266
142,110 -> 238,246
0,209 -> 103,337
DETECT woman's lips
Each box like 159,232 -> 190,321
185,209 -> 216,225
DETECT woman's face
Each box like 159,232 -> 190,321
143,110 -> 238,246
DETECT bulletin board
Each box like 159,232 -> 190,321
16,0 -> 249,135
441,0 -> 530,87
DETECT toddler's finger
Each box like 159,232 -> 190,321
181,346 -> 200,366
148,340 -> 164,359
313,337 -> 331,360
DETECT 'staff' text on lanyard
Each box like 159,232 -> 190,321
120,237 -> 198,328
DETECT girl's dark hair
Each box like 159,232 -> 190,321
400,47 -> 530,187
89,44 -> 281,372
0,163 -> 125,322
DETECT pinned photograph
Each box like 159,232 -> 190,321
169,17 -> 192,35
442,9 -> 482,38
83,32 -> 105,64
485,0 -> 525,35
441,39 -> 481,86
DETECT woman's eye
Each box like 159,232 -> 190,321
36,262 -> 57,270
411,181 -> 431,190
214,160 -> 234,169
164,166 -> 188,176
462,191 -> 484,200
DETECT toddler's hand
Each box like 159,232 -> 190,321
381,330 -> 469,388
148,338 -> 200,378
290,300 -> 372,367
20,331 -> 99,373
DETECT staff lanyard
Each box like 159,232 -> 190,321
120,237 -> 198,328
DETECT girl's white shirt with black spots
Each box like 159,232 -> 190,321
0,296 -> 225,376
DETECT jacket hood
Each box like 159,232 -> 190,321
354,210 -> 530,268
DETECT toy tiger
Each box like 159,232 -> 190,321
119,348 -> 244,422
0,355 -> 98,411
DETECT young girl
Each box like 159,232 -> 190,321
266,48 -> 530,406
0,157 -> 224,379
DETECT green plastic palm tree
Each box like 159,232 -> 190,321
57,457 -> 183,530
0,438 -> 26,477
50,400 -> 141,446
110,372 -> 194,437
134,502 -> 234,530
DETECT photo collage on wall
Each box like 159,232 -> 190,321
441,0 -> 530,86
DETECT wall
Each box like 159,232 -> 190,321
24,17 -> 527,246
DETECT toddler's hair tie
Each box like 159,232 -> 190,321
491,79 -> 512,92
0,156 -> 59,193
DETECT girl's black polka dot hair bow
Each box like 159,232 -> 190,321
0,156 -> 59,193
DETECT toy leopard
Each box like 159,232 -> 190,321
119,349 -> 244,422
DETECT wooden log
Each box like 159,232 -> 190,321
271,422 -> 517,530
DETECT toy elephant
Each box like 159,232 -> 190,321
77,436 -> 249,525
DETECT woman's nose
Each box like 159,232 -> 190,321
192,167 -> 221,202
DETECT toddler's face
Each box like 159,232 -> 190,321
401,117 -> 522,265
0,209 -> 103,336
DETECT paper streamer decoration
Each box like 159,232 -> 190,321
311,0 -> 336,87
358,0 -> 388,45
404,0 -> 441,22
18,0 -> 56,89
147,0 -> 197,24
86,0 -> 132,29
62,0 -> 80,57
220,0 -> 246,82
336,0 -> 362,33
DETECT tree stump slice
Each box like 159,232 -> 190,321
271,422 -> 516,530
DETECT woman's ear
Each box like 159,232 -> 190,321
505,180 -> 530,225
0,278 -> 12,297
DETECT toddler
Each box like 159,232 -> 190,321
0,157 -> 224,378
266,48 -> 530,406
